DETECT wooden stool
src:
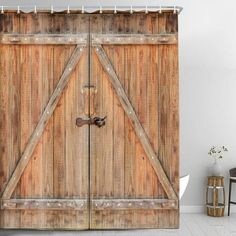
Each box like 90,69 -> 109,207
206,176 -> 225,217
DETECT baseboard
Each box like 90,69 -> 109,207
180,205 -> 205,213
180,205 -> 236,213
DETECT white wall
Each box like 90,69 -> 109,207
1,0 -> 236,210
177,0 -> 236,211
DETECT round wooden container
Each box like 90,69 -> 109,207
206,176 -> 225,217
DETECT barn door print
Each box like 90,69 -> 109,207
0,12 -> 179,230
0,14 -> 90,229
89,14 -> 179,229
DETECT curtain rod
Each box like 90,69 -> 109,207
0,5 -> 183,14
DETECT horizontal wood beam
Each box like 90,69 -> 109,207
94,45 -> 178,201
0,33 -> 177,45
92,33 -> 177,45
0,34 -> 88,45
0,198 -> 177,210
0,199 -> 87,210
92,199 -> 178,210
1,44 -> 86,200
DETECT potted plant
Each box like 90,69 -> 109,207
208,146 -> 228,176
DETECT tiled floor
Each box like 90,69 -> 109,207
0,214 -> 236,236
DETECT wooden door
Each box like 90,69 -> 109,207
89,13 -> 179,229
0,13 -> 90,229
0,12 -> 179,230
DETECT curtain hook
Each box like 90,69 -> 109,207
17,6 -> 20,14
51,5 -> 54,14
67,5 -> 70,14
159,6 -> 162,14
34,5 -> 37,14
1,6 -> 4,14
99,6 -> 102,14
81,5 -> 84,14
145,6 -> 148,14
114,5 -> 117,14
130,5 -> 133,14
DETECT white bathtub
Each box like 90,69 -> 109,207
179,174 -> 190,199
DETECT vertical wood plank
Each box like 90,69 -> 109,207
0,44 -> 11,227
65,46 -> 75,198
19,44 -> 32,227
53,45 -> 66,228
31,45 -> 43,198
0,45 -> 10,195
112,46 -> 125,198
9,44 -> 21,227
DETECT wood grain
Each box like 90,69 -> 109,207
2,44 -> 85,199
94,45 -> 177,200
0,12 -> 179,229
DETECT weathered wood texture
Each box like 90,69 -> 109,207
92,33 -> 177,45
0,34 -> 87,44
0,12 -> 179,230
0,13 -> 89,229
90,13 -> 179,229
2,44 -> 86,200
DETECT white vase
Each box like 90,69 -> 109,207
211,159 -> 222,176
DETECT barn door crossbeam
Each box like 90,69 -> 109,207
1,199 -> 87,210
0,198 -> 177,210
0,34 -> 87,45
92,33 -> 177,45
1,44 -> 86,200
94,45 -> 178,201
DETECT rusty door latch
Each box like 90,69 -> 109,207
76,116 -> 107,128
